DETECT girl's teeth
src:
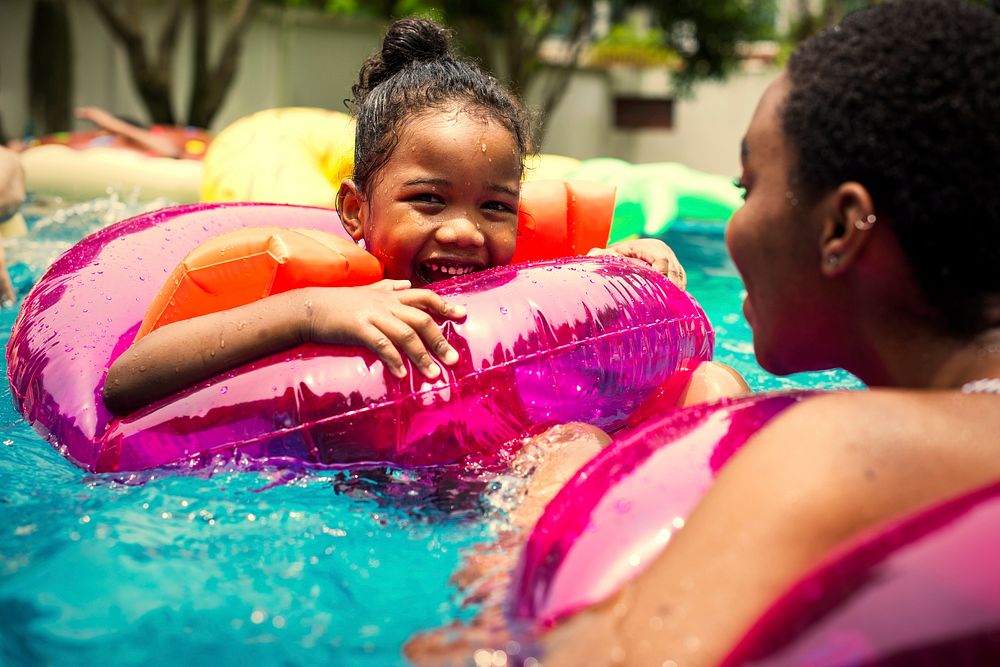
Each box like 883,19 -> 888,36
426,263 -> 474,276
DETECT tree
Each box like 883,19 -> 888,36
29,0 -> 74,134
636,0 -> 775,90
89,0 -> 257,128
300,0 -> 775,140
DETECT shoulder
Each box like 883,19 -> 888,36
724,389 -> 1000,534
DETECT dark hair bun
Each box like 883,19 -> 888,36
352,18 -> 454,105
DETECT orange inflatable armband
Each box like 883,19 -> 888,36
135,227 -> 382,341
513,180 -> 616,263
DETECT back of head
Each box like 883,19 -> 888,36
782,0 -> 1000,335
349,18 -> 532,193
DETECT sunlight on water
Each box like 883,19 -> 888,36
0,207 -> 861,666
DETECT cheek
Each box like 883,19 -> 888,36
724,209 -> 753,268
491,226 -> 518,265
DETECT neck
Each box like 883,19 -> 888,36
847,315 -> 1000,389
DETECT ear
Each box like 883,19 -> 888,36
336,179 -> 366,242
818,182 -> 877,277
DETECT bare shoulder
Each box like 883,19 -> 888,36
538,390 -> 1000,667
728,389 -> 1000,532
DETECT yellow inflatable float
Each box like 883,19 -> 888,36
201,107 -> 355,208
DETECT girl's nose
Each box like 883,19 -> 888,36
435,214 -> 485,247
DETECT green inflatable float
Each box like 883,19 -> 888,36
525,155 -> 741,243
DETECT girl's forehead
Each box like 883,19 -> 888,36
399,105 -> 514,144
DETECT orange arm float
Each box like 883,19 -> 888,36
512,179 -> 616,264
134,227 -> 383,341
136,181 -> 612,339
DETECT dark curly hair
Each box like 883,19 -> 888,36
348,18 -> 533,195
782,0 -> 1000,335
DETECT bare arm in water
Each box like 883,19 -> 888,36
76,106 -> 183,158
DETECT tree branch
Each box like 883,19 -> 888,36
89,0 -> 142,46
191,0 -> 257,127
88,0 -> 175,123
156,0 -> 183,71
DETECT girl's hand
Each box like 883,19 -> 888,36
302,280 -> 467,380
591,238 -> 687,290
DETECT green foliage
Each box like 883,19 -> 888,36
634,0 -> 777,90
262,0 -> 782,135
586,25 -> 681,69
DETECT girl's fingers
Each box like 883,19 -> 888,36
394,306 -> 460,366
358,323 -> 408,378
371,279 -> 412,292
371,314 -> 443,379
397,289 -> 467,320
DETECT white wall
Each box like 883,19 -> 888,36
538,66 -> 776,177
0,0 -> 777,178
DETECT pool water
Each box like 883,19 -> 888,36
0,203 -> 862,666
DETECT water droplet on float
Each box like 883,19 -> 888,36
499,306 -> 508,315
220,386 -> 229,395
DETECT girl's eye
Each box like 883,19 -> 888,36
733,178 -> 749,201
409,193 -> 444,205
482,200 -> 517,214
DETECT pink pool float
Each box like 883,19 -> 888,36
512,391 -> 1000,663
7,202 -> 714,472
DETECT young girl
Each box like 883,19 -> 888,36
103,18 -> 707,416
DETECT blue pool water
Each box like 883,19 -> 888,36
0,202 -> 862,666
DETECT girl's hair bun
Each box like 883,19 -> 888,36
352,18 -> 454,106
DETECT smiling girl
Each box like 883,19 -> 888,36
103,18 -> 698,416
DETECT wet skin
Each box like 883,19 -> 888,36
339,105 -> 521,287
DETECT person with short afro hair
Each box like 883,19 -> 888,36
782,0 -> 1000,334
406,3 -> 1000,666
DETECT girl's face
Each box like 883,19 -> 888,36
341,105 -> 521,286
725,74 -> 840,375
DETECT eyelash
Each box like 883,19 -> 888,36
733,178 -> 748,201
409,194 -> 515,215
483,200 -> 516,214
410,193 -> 444,205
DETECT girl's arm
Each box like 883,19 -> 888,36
103,281 -> 466,416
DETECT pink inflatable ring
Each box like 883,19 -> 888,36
7,203 -> 713,473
